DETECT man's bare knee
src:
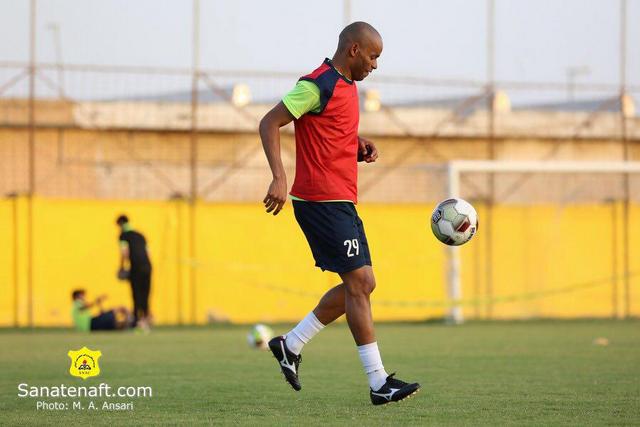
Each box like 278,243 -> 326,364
344,270 -> 376,297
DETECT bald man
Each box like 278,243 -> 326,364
260,22 -> 420,405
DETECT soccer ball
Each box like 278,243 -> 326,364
247,324 -> 274,350
430,198 -> 478,246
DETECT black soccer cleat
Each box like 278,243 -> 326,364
268,335 -> 302,391
370,373 -> 421,405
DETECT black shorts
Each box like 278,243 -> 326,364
90,310 -> 117,331
293,200 -> 372,274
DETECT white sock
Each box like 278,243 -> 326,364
358,342 -> 389,391
285,311 -> 325,355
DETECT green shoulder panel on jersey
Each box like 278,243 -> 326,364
282,80 -> 322,119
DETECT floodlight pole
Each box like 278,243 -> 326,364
26,0 -> 37,328
46,22 -> 65,98
11,194 -> 19,327
619,0 -> 630,318
189,0 -> 200,325
446,162 -> 463,324
343,0 -> 351,26
485,0 -> 496,320
609,199 -> 618,318
175,196 -> 184,325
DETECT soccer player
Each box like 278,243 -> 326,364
259,22 -> 420,405
71,289 -> 131,332
116,214 -> 152,331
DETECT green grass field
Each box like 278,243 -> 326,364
1,320 -> 639,426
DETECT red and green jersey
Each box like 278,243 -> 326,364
283,58 -> 360,204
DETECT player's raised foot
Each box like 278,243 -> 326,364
268,335 -> 302,391
370,373 -> 420,405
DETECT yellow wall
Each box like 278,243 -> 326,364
0,197 -> 638,326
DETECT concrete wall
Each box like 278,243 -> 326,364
1,127 -> 638,203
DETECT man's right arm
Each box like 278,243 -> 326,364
119,238 -> 129,270
259,102 -> 295,216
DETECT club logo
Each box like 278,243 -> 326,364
68,347 -> 102,380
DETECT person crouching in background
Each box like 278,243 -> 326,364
71,289 -> 131,332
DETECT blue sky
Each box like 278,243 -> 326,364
1,0 -> 638,103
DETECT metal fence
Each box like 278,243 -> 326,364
1,0 -> 639,325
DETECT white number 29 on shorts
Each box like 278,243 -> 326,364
344,239 -> 360,257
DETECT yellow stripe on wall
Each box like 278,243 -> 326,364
0,198 -> 637,326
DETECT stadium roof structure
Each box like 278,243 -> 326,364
108,82 -> 637,118
386,95 -> 486,109
513,96 -> 633,114
1,90 -> 637,139
377,94 -> 637,115
112,87 -> 278,105
383,95 -> 486,119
